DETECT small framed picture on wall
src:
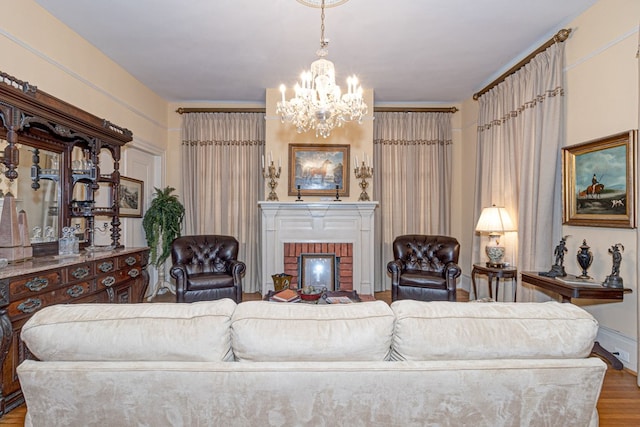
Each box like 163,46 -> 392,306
119,176 -> 144,218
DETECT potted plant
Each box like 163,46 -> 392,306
142,186 -> 185,299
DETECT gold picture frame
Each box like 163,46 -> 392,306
288,144 -> 350,196
562,130 -> 636,228
119,176 -> 144,218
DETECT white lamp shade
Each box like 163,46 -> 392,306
475,206 -> 516,234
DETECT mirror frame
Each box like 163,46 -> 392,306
0,71 -> 133,256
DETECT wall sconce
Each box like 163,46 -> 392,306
475,205 -> 516,267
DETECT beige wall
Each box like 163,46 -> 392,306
458,0 -> 640,370
563,0 -> 639,366
1,0 -> 168,206
458,98 -> 480,288
7,0 -> 638,368
2,1 -> 168,150
265,87 -> 374,202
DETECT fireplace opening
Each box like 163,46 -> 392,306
298,253 -> 339,291
283,242 -> 352,290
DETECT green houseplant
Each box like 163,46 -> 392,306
143,186 -> 185,267
142,187 -> 185,299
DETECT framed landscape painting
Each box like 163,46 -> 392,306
288,144 -> 350,197
119,176 -> 144,218
562,130 -> 636,228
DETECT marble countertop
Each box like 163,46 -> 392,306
0,247 -> 149,279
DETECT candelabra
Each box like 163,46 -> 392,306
263,160 -> 281,201
354,161 -> 373,201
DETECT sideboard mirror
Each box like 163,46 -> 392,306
0,140 -> 61,246
0,71 -> 133,256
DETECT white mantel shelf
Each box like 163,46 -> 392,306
258,201 -> 378,296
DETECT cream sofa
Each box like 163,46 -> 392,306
17,299 -> 606,427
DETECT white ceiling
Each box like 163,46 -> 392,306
34,0 -> 597,105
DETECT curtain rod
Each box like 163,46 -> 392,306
176,107 -> 266,114
176,106 -> 458,114
374,106 -> 458,113
473,28 -> 571,101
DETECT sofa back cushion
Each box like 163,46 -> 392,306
21,299 -> 237,362
390,300 -> 598,361
231,301 -> 394,361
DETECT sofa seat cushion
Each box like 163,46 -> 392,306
187,272 -> 234,290
21,299 -> 237,362
390,300 -> 598,361
231,300 -> 394,361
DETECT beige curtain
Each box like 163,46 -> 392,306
474,42 -> 565,301
181,112 -> 264,293
373,112 -> 453,291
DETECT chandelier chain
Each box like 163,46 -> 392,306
320,0 -> 326,48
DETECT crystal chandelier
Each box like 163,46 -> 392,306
276,0 -> 367,138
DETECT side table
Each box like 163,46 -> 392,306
471,263 -> 518,301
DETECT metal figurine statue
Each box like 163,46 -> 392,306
540,235 -> 569,277
603,243 -> 624,288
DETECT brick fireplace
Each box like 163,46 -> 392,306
258,201 -> 377,296
283,242 -> 353,290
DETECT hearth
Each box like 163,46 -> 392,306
259,201 -> 378,296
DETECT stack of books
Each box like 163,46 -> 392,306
271,288 -> 300,302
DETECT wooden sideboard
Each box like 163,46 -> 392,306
0,247 -> 150,415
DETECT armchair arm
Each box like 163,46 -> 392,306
170,263 -> 188,302
387,259 -> 406,285
444,262 -> 462,291
228,260 -> 246,279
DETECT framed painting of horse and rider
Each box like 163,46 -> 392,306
288,144 -> 350,197
562,130 -> 636,228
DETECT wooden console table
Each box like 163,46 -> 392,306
0,247 -> 149,415
521,271 -> 632,370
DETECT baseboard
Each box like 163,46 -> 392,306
596,326 -> 637,374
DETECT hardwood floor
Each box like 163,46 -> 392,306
2,290 -> 639,426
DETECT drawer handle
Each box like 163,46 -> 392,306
67,285 -> 85,298
98,261 -> 114,273
128,268 -> 140,278
101,276 -> 116,287
26,277 -> 49,292
18,298 -> 42,314
124,256 -> 137,266
71,267 -> 90,280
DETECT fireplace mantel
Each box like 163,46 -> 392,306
259,201 -> 378,296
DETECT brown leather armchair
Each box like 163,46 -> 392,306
170,235 -> 246,303
387,234 -> 461,302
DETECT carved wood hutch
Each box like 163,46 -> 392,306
0,71 -> 149,415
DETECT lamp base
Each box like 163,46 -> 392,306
485,244 -> 506,269
486,262 -> 505,268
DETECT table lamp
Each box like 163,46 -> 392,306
475,205 -> 516,268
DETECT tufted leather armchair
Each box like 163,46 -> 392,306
387,235 -> 461,302
170,235 -> 246,303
